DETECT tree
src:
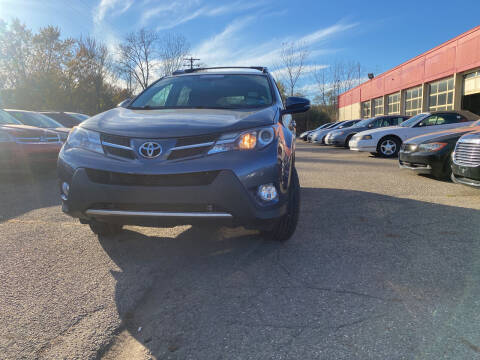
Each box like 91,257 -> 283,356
313,60 -> 365,120
158,33 -> 190,77
117,28 -> 159,90
276,41 -> 309,96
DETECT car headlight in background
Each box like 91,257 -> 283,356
418,142 -> 447,152
65,127 -> 104,154
208,126 -> 276,155
361,135 -> 373,140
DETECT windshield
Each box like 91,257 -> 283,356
399,113 -> 429,127
353,118 -> 374,127
7,111 -> 63,128
130,74 -> 273,110
0,110 -> 22,125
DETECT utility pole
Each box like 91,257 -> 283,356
184,57 -> 200,70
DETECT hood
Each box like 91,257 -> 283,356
405,125 -> 480,145
81,107 -> 276,138
1,124 -> 58,138
52,127 -> 71,134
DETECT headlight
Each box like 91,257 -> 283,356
65,127 -> 104,154
418,142 -> 447,152
208,126 -> 276,155
361,135 -> 373,140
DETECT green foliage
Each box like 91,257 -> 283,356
0,19 -> 131,115
293,105 -> 332,134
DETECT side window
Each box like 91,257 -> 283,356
391,117 -> 405,126
440,113 -> 464,124
176,86 -> 192,106
417,116 -> 437,127
147,84 -> 173,107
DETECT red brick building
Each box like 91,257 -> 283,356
338,25 -> 480,120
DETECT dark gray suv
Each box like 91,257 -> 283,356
58,67 -> 310,241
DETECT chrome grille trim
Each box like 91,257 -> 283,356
102,141 -> 133,150
170,141 -> 214,151
454,141 -> 480,167
85,209 -> 232,218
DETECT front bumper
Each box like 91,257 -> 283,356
451,162 -> 480,188
398,151 -> 446,175
58,146 -> 287,228
348,139 -> 377,152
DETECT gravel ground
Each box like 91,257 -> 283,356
1,142 -> 480,359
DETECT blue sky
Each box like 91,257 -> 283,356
1,0 -> 479,95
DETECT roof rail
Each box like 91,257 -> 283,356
173,66 -> 269,75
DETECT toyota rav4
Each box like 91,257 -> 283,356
58,67 -> 310,241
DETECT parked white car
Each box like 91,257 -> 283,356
349,111 -> 477,158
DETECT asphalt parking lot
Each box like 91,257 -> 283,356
1,141 -> 480,359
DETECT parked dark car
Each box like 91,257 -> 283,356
5,109 -> 71,141
41,111 -> 84,128
58,67 -> 309,241
399,119 -> 480,179
0,109 -> 61,171
451,130 -> 480,187
325,115 -> 409,148
299,122 -> 333,141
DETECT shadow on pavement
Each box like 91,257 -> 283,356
98,187 -> 480,359
0,167 -> 60,222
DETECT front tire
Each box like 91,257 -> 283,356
345,134 -> 354,148
261,167 -> 300,242
377,136 -> 401,158
89,221 -> 123,237
432,157 -> 452,180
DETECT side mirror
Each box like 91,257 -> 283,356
282,97 -> 310,114
117,98 -> 133,108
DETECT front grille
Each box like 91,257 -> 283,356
175,134 -> 217,147
101,134 -> 136,159
454,142 -> 480,167
101,134 -> 131,147
85,169 -> 219,186
168,145 -> 211,160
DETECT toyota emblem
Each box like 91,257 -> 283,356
139,142 -> 162,159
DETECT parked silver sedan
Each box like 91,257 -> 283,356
311,120 -> 360,144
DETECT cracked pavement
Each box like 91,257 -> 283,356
1,142 -> 480,359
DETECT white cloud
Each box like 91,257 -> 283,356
93,0 -> 134,25
192,20 -> 358,68
139,0 -> 268,30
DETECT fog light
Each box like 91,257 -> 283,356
257,183 -> 278,202
61,182 -> 70,201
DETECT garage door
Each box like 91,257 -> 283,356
464,70 -> 480,95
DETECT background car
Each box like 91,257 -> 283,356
311,120 -> 360,144
306,122 -> 338,142
299,122 -> 333,141
325,116 -> 409,148
349,111 -> 477,158
399,119 -> 480,179
451,130 -> 480,187
40,111 -> 84,128
66,112 -> 89,122
0,109 -> 61,171
5,109 -> 71,141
